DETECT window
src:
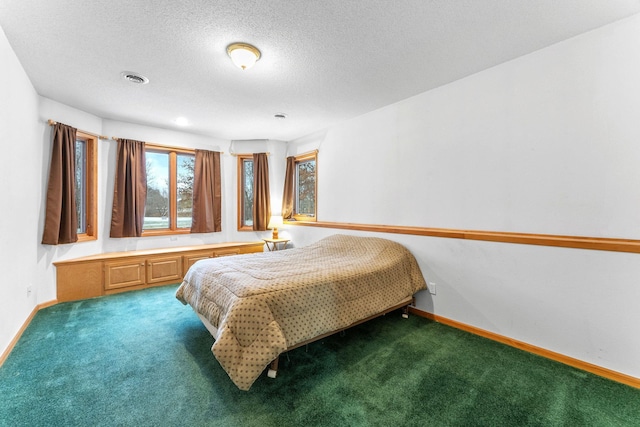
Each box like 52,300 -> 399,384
293,151 -> 317,221
144,146 -> 194,234
237,155 -> 253,230
75,132 -> 97,240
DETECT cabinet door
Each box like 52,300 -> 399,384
213,248 -> 241,257
236,242 -> 265,255
57,261 -> 103,302
183,251 -> 214,275
146,255 -> 183,284
105,259 -> 146,290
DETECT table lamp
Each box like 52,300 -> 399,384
267,215 -> 283,239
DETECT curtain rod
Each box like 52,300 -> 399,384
47,119 -> 109,140
229,152 -> 270,157
286,148 -> 319,158
112,137 -> 224,155
49,119 -> 227,154
299,149 -> 319,156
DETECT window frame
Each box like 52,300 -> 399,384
292,151 -> 317,222
236,154 -> 254,231
75,131 -> 98,242
142,144 -> 195,236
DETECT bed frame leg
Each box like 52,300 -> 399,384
402,304 -> 410,319
267,357 -> 279,378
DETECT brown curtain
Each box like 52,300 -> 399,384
110,139 -> 147,237
42,123 -> 78,245
281,156 -> 295,220
252,153 -> 271,231
191,150 -> 222,233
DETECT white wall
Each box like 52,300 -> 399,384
286,14 -> 640,379
0,26 -> 41,354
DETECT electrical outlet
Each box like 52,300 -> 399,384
428,282 -> 436,295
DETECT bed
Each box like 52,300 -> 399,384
176,234 -> 427,390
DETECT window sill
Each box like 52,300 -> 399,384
288,217 -> 316,223
140,229 -> 191,237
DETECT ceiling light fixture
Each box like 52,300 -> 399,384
175,117 -> 189,126
227,43 -> 261,70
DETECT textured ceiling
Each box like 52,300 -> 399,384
1,0 -> 639,141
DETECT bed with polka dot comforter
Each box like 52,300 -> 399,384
176,234 -> 427,390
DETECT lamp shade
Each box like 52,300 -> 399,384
227,43 -> 261,70
268,215 -> 283,230
268,215 -> 283,239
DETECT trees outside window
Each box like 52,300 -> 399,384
237,155 -> 254,230
144,147 -> 194,233
293,152 -> 317,221
75,132 -> 97,240
177,153 -> 194,228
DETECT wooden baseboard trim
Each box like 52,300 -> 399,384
286,220 -> 640,254
0,300 -> 57,367
408,307 -> 640,389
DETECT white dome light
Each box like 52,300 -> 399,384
227,43 -> 261,71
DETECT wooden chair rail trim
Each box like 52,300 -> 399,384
0,300 -> 57,367
285,220 -> 640,254
408,307 -> 640,389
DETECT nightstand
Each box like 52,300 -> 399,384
263,237 -> 290,251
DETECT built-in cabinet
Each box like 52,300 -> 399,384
54,242 -> 264,302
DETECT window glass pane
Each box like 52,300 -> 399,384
75,140 -> 86,233
242,159 -> 253,227
144,151 -> 170,229
296,159 -> 316,216
177,154 -> 194,229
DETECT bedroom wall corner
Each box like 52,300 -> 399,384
224,138 -> 288,244
0,24 -> 41,358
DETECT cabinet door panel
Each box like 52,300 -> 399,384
213,248 -> 241,257
147,256 -> 183,284
105,259 -> 146,290
236,243 -> 265,255
57,261 -> 103,301
183,251 -> 213,275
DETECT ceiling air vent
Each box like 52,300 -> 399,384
120,71 -> 149,84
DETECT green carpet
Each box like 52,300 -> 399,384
1,285 -> 638,426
